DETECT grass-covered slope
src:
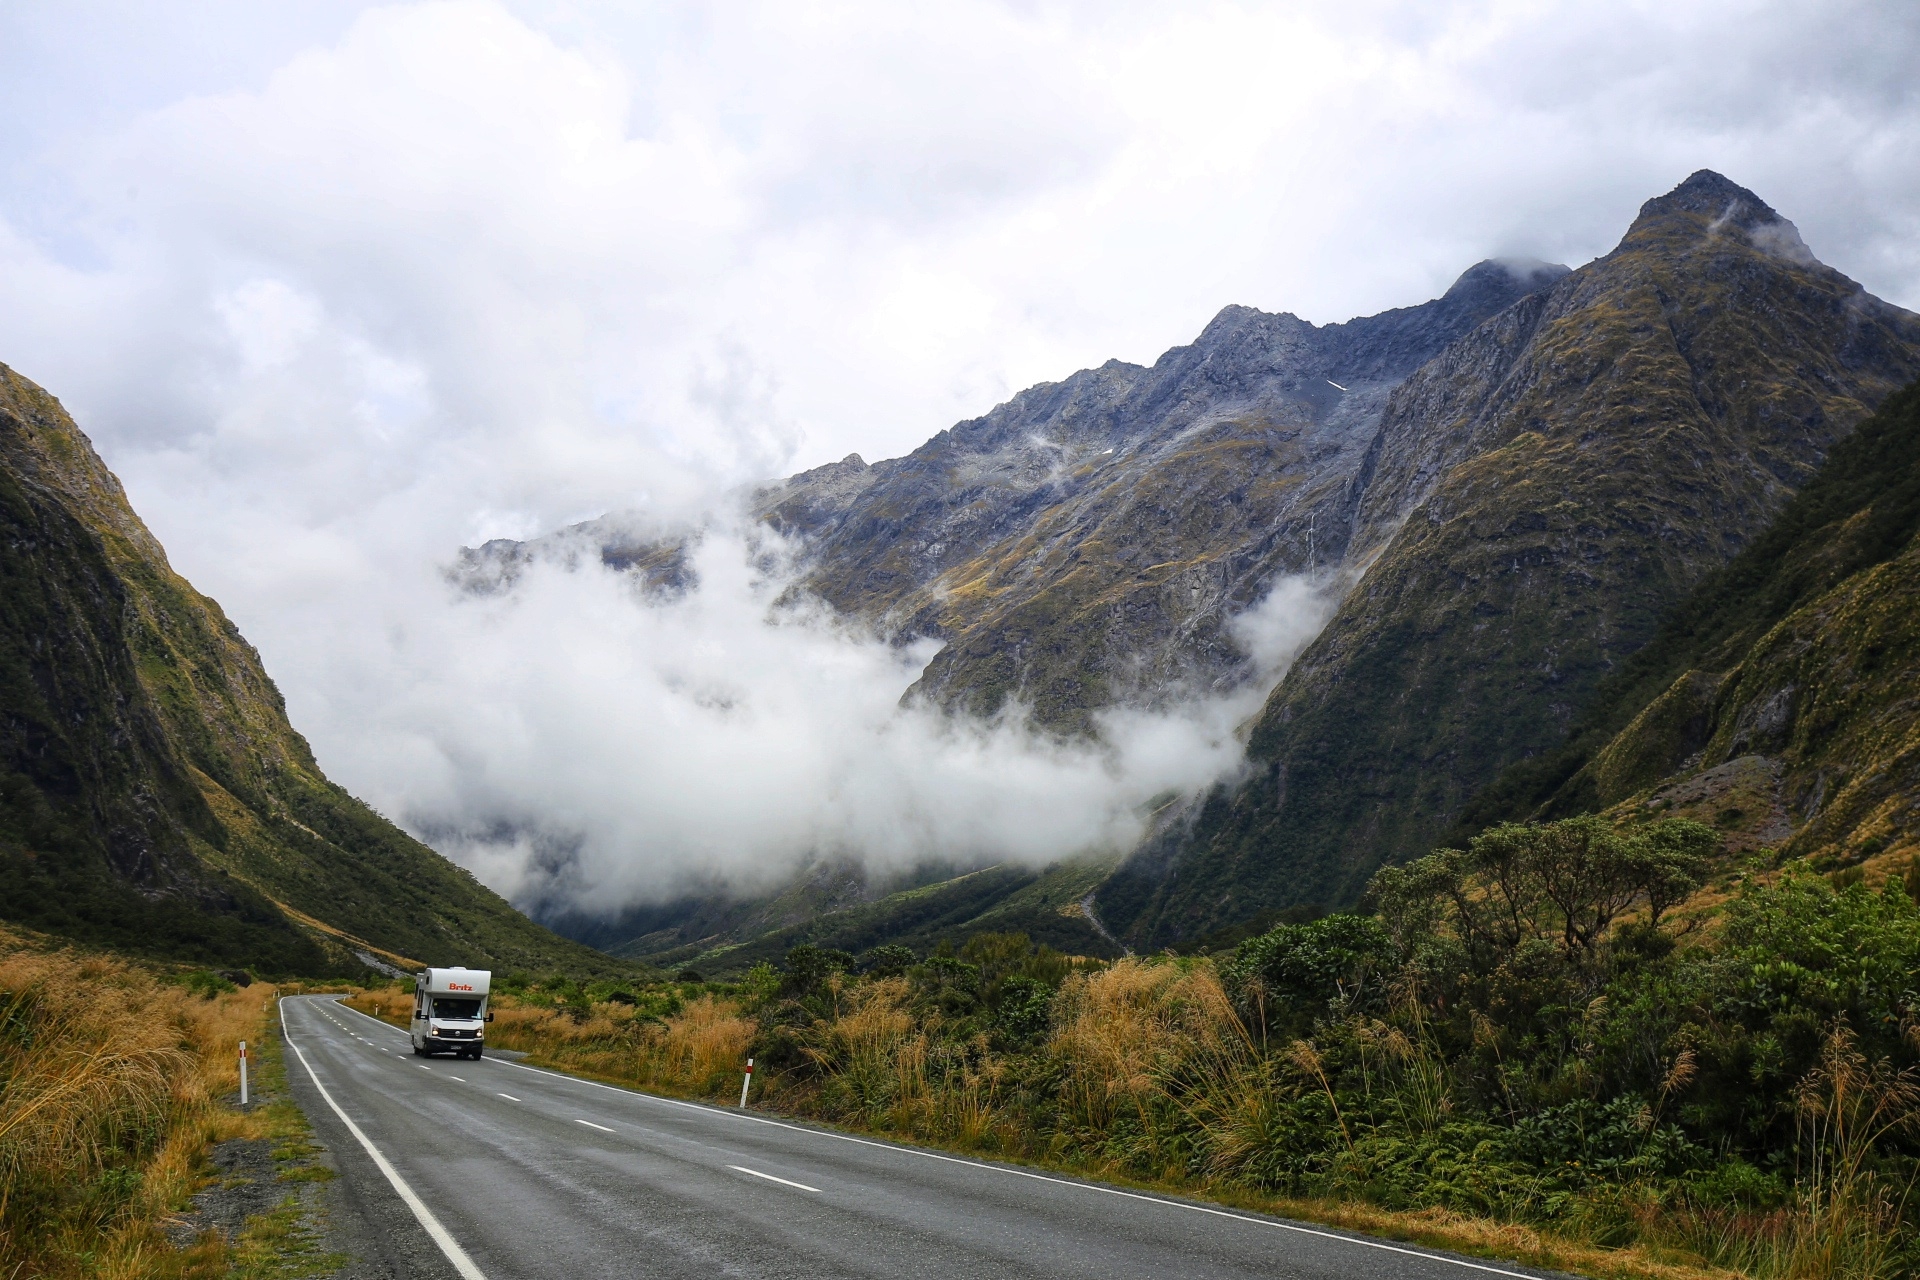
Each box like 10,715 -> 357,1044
1105,172 -> 1920,943
603,857 -> 1122,976
0,363 -> 620,975
1458,376 -> 1920,866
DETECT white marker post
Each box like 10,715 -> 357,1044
738,1057 -> 753,1109
239,1040 -> 250,1106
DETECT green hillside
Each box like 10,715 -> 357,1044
0,363 -> 626,976
1456,376 -> 1920,866
618,856 -> 1122,976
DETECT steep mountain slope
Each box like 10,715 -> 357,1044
478,259 -> 1568,731
797,261 -> 1571,728
0,364 -> 622,975
1464,377 -> 1920,867
1102,172 -> 1920,943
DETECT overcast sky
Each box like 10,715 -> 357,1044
3,0 -> 1916,911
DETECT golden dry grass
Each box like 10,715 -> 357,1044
0,928 -> 280,1278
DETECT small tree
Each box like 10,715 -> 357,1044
856,945 -> 918,978
1367,815 -> 1715,976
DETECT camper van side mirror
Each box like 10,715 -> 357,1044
486,1012 -> 495,1022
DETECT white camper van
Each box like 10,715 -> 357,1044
411,967 -> 492,1059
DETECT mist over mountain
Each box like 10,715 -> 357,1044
479,257 -> 1568,733
11,165 -> 1911,977
473,171 -> 1920,968
3,1 -> 1917,982
461,256 -> 1571,936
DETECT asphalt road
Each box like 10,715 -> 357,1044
280,995 -> 1558,1280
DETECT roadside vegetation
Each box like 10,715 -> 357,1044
347,814 -> 1920,1280
0,925 -> 333,1277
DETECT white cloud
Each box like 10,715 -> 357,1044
334,524 -> 1334,912
0,0 -> 1914,911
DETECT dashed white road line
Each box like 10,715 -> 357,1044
472,1036 -> 1543,1280
729,1165 -> 820,1193
575,1119 -> 615,1133
449,1075 -> 467,1082
498,1093 -> 521,1102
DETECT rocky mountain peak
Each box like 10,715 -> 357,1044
1617,169 -> 1807,257
1443,257 -> 1570,304
1192,302 -> 1305,345
1654,168 -> 1778,219
793,452 -> 869,481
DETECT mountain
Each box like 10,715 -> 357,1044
1461,376 -> 1920,870
474,170 -> 1919,967
1101,172 -> 1920,944
472,257 -> 1569,731
0,363 -> 624,976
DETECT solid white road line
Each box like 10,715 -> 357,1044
279,1000 -> 490,1280
729,1165 -> 820,1193
575,1119 -> 615,1133
474,1051 -> 1542,1280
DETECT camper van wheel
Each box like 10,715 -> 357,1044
412,1043 -> 423,1057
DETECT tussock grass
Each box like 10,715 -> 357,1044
0,927 -> 299,1278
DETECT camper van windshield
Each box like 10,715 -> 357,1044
431,997 -> 482,1019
